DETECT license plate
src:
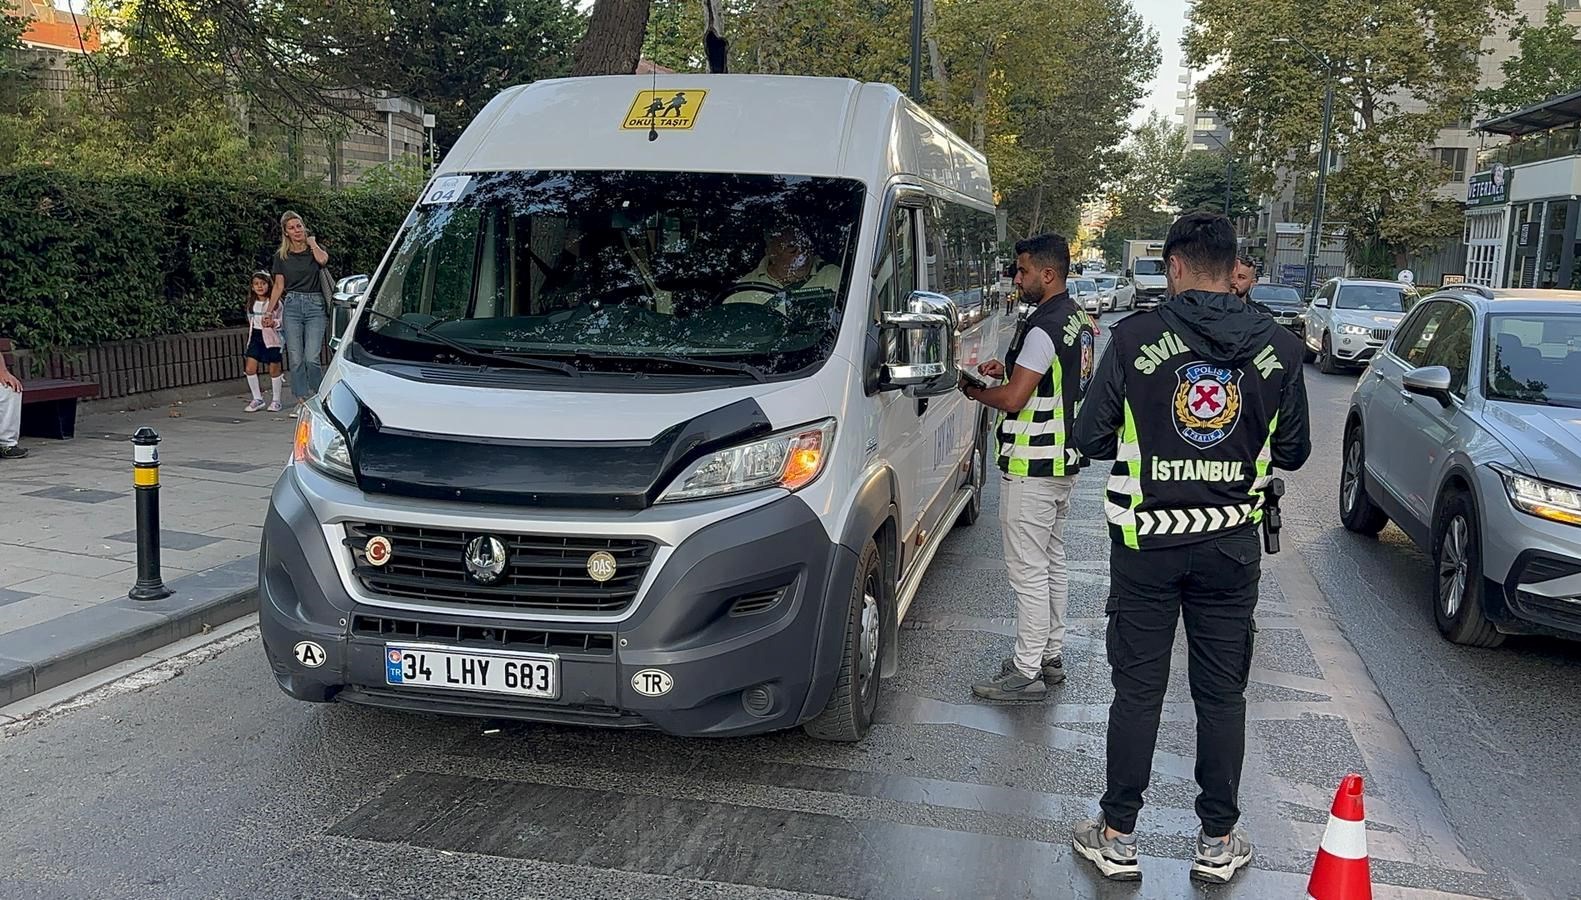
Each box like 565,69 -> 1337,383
384,643 -> 558,699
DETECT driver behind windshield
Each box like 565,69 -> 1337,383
725,225 -> 843,311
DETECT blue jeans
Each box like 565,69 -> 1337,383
281,291 -> 327,403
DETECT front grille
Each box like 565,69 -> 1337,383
1369,327 -> 1393,342
346,523 -> 656,613
351,614 -> 615,655
728,587 -> 787,617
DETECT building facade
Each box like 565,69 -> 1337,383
1469,89 -> 1581,290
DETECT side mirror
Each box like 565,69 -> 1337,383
880,290 -> 959,396
334,274 -> 371,305
329,274 -> 371,350
1403,365 -> 1454,406
1312,295 -> 1330,308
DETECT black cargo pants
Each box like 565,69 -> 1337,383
1099,525 -> 1260,838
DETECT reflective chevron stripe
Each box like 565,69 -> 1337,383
1135,503 -> 1257,536
1104,401 -> 1145,548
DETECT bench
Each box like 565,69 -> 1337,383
0,339 -> 100,439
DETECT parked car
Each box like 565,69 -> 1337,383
1071,277 -> 1103,313
1341,286 -> 1581,647
1302,277 -> 1416,374
1248,283 -> 1304,334
1095,274 -> 1135,312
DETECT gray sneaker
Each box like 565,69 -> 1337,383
1191,828 -> 1253,884
971,669 -> 1047,701
1000,655 -> 1065,685
1072,815 -> 1140,881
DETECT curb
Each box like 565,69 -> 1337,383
0,555 -> 259,707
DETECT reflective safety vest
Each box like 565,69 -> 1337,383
1101,311 -> 1302,550
997,293 -> 1095,478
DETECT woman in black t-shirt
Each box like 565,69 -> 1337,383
266,211 -> 330,418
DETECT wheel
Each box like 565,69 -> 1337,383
1339,425 -> 1389,536
1431,493 -> 1504,648
804,539 -> 885,741
957,420 -> 988,527
1317,332 -> 1341,374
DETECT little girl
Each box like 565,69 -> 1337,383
244,270 -> 284,412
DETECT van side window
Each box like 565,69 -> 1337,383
876,206 -> 918,314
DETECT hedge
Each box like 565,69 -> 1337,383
0,169 -> 414,350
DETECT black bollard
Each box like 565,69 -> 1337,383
128,426 -> 173,601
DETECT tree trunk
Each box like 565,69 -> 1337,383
571,0 -> 652,76
702,0 -> 728,74
922,0 -> 948,91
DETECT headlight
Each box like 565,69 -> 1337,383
1336,323 -> 1371,336
1494,465 -> 1581,526
292,405 -> 354,482
658,419 -> 835,503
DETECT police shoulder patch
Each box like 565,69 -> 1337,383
1172,362 -> 1243,449
1079,328 -> 1095,391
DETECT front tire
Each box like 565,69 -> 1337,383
804,539 -> 885,741
1339,425 -> 1389,536
1431,493 -> 1504,648
1318,332 -> 1341,374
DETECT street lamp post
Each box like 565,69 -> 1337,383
1275,36 -> 1336,301
1203,130 -> 1234,217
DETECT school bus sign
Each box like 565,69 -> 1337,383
624,90 -> 707,130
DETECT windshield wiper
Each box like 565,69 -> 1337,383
570,351 -> 767,382
359,308 -> 577,376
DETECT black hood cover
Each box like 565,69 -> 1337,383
321,380 -> 773,510
1157,289 -> 1280,367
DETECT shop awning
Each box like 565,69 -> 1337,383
1479,87 -> 1581,136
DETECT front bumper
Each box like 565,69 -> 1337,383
1331,332 -> 1385,364
1476,468 -> 1581,637
258,467 -> 857,736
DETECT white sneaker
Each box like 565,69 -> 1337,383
289,405 -> 302,419
1191,828 -> 1253,884
267,400 -> 282,413
244,399 -> 266,413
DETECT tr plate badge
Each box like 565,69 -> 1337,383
364,535 -> 393,567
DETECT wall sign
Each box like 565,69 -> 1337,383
1467,164 -> 1508,207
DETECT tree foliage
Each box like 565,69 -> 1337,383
1171,150 -> 1256,219
1185,0 -> 1514,264
0,169 -> 412,349
1478,3 -> 1581,118
1096,112 -> 1181,266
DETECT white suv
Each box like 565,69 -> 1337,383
1303,278 -> 1415,374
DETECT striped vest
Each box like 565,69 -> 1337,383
997,294 -> 1093,478
1101,308 -> 1302,550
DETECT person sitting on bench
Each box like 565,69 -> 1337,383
0,349 -> 26,459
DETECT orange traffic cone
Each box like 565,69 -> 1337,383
1307,773 -> 1372,899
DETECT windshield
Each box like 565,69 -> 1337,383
1336,284 -> 1408,312
1072,279 -> 1097,295
1133,258 -> 1165,276
353,170 -> 865,377
1485,313 -> 1581,408
1096,276 -> 1117,289
1249,285 -> 1302,306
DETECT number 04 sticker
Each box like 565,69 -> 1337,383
421,174 -> 473,206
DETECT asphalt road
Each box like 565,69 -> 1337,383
1287,354 -> 1581,900
0,309 -> 1573,899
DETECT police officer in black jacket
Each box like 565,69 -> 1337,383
1069,213 -> 1310,885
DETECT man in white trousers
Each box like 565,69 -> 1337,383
0,350 -> 27,459
961,232 -> 1096,700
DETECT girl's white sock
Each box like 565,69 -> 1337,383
246,374 -> 262,401
270,376 -> 284,403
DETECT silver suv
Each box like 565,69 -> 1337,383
1341,286 -> 1581,646
1304,278 -> 1415,374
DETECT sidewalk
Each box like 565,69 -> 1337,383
0,394 -> 292,704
